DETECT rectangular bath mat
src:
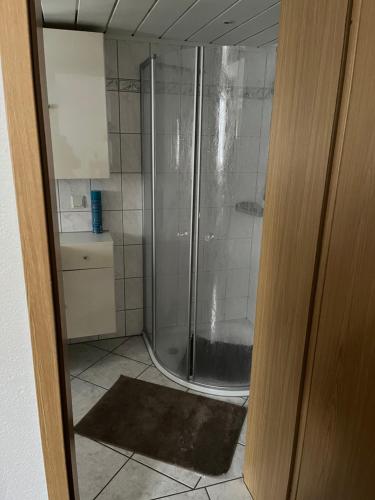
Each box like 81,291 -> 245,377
75,375 -> 246,476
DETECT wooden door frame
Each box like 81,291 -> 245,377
0,0 -> 357,499
0,0 -> 77,498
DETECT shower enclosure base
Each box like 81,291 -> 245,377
143,332 -> 250,397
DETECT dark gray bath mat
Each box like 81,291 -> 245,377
75,375 -> 246,476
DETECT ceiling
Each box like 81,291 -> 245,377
41,0 -> 280,47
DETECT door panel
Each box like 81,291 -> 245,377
243,0 -> 351,498
294,1 -> 375,498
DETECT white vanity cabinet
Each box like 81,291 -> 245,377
60,232 -> 116,339
43,28 -> 109,179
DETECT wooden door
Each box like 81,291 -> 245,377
243,0 -> 352,498
291,0 -> 375,498
0,0 -> 78,497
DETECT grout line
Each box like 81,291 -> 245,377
202,475 -> 246,491
92,438 -> 133,458
129,456 -> 195,491
71,349 -> 112,377
135,364 -> 152,379
74,376 -> 109,392
92,456 -> 130,499
152,488 -> 210,500
88,337 -> 128,353
194,476 -> 202,489
70,349 -> 110,378
110,350 -> 152,367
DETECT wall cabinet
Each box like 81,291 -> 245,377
43,28 -> 109,179
60,232 -> 116,339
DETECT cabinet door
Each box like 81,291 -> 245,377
63,268 -> 116,339
43,28 -> 109,179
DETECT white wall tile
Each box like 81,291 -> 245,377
124,245 -> 143,278
227,209 -> 254,239
118,41 -> 149,79
155,94 -> 180,134
121,134 -> 141,172
225,297 -> 248,320
226,269 -> 250,298
60,211 -> 91,232
227,238 -> 251,269
123,210 -> 142,245
125,309 -> 144,336
91,173 -> 122,210
125,278 -> 143,310
235,137 -> 260,173
115,310 -> 126,336
104,39 -> 118,78
108,133 -> 121,173
58,179 -> 91,211
122,174 -> 142,210
115,278 -> 125,311
239,47 -> 267,87
106,91 -> 119,133
113,245 -> 124,279
265,46 -> 277,88
236,99 -> 263,138
258,98 -> 273,173
102,210 -> 123,245
120,93 -> 140,133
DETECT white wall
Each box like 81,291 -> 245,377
0,61 -> 48,499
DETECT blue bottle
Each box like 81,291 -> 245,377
91,190 -> 103,234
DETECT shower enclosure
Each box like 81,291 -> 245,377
140,44 -> 275,394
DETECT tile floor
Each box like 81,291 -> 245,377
69,335 -> 252,500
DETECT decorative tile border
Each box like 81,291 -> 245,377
119,79 -> 141,93
106,78 -> 119,91
107,78 -> 273,100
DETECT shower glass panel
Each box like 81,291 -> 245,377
153,45 -> 197,378
193,46 -> 272,388
141,43 -> 275,392
140,61 -> 153,345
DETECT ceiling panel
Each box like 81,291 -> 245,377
162,0 -> 237,41
189,0 -> 277,43
215,3 -> 280,45
108,0 -> 155,33
135,0 -> 197,38
42,0 -> 76,25
41,0 -> 280,46
77,0 -> 117,31
239,22 -> 279,46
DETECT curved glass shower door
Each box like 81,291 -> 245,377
142,45 -> 197,380
192,45 -> 273,388
141,43 -> 275,391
